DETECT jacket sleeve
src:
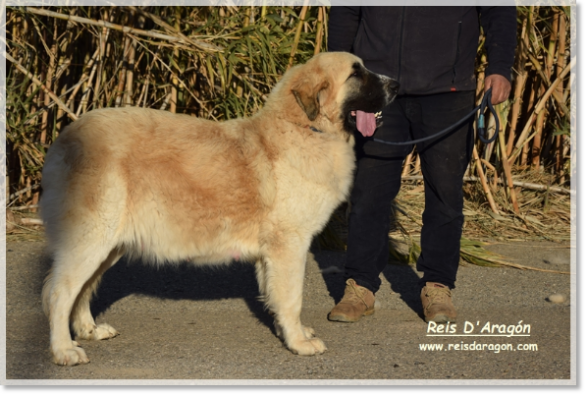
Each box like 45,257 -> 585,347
327,6 -> 362,52
478,6 -> 518,82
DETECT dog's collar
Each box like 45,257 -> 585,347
285,118 -> 324,134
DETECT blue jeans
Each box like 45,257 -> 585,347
345,90 -> 475,292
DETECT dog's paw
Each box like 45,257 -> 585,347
52,344 -> 90,366
288,337 -> 327,356
76,323 -> 119,341
94,323 -> 119,340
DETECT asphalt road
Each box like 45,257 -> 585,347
3,239 -> 573,384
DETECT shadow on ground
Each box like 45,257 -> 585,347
37,247 -> 426,334
89,256 -> 275,330
308,250 -> 424,318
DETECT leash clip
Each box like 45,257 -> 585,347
477,114 -> 485,130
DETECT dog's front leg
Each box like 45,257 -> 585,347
263,246 -> 326,356
256,257 -> 316,340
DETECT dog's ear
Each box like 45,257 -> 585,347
291,77 -> 329,121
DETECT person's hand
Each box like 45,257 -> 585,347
484,74 -> 511,105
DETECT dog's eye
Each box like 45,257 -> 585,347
349,70 -> 363,79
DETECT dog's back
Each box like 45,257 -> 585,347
41,107 -> 276,265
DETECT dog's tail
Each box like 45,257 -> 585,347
39,125 -> 80,255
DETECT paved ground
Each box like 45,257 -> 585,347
3,239 -> 574,384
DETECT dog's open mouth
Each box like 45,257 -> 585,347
349,110 -> 383,137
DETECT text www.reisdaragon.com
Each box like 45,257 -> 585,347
419,342 -> 539,353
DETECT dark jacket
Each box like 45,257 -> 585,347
328,6 -> 517,96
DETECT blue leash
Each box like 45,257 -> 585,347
371,88 -> 499,146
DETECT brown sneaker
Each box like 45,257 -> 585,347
328,279 -> 376,322
421,282 -> 457,323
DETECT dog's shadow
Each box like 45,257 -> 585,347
90,258 -> 274,330
80,250 -> 422,332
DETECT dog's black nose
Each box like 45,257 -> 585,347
387,79 -> 400,94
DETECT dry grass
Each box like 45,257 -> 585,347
315,177 -> 570,272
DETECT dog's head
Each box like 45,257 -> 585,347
274,52 -> 399,135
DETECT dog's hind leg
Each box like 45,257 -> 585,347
42,242 -> 119,366
71,247 -> 124,341
263,245 -> 326,356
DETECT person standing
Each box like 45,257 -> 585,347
327,6 -> 517,323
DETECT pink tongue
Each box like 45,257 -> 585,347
356,110 -> 377,137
